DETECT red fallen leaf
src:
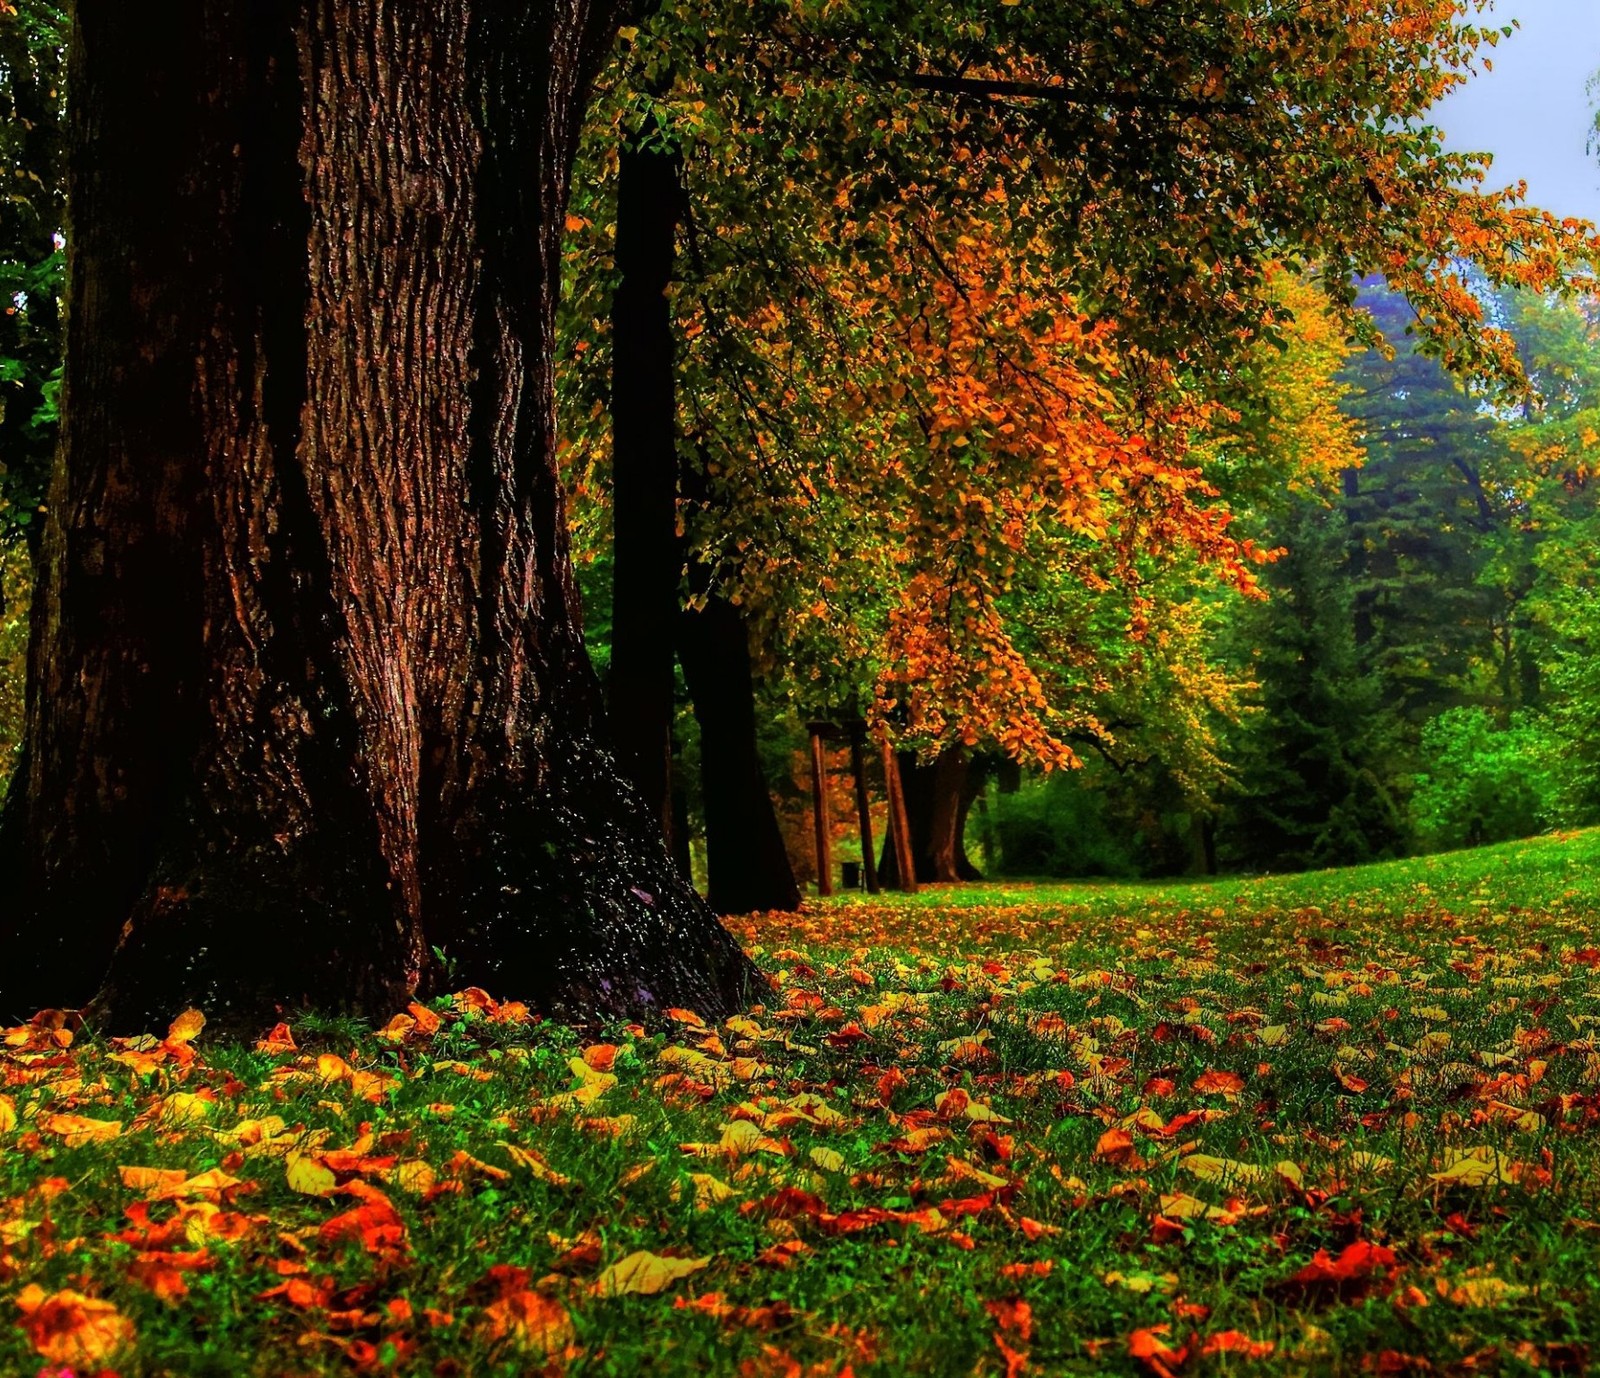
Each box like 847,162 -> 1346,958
1202,1330 -> 1274,1359
1571,948 -> 1600,968
985,1298 -> 1034,1341
826,1022 -> 869,1048
1051,1069 -> 1076,1093
1334,1067 -> 1370,1094
674,1292 -> 794,1330
319,1183 -> 406,1254
126,1248 -> 213,1302
986,1298 -> 1032,1378
256,1275 -> 333,1308
874,1068 -> 909,1105
742,1186 -> 825,1221
1000,1260 -> 1055,1279
979,1131 -> 1014,1162
1192,1069 -> 1246,1095
755,1239 -> 811,1269
1128,1324 -> 1188,1378
1143,1077 -> 1177,1097
994,1332 -> 1028,1377
936,1190 -> 1002,1219
1282,1240 -> 1398,1298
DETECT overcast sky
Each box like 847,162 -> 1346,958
1431,0 -> 1600,224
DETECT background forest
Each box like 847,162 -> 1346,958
3,1 -> 1599,894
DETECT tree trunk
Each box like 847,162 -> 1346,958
880,747 -> 974,885
607,140 -> 681,843
0,0 -> 757,1033
677,594 -> 801,915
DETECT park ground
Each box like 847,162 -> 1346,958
6,832 -> 1600,1376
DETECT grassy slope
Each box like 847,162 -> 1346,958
3,830 -> 1600,1376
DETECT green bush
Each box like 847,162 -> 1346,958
1410,707 -> 1559,852
987,768 -> 1175,879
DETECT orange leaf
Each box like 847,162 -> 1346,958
1192,1069 -> 1246,1095
14,1286 -> 136,1367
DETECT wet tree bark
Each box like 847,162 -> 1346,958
608,140 -> 681,843
0,0 -> 758,1032
880,747 -> 977,885
677,594 -> 801,915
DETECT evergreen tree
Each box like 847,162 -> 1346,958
1224,492 -> 1405,870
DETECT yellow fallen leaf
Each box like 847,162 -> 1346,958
1179,1154 -> 1263,1186
1158,1192 -> 1232,1222
808,1146 -> 847,1173
670,1172 -> 741,1210
1256,1025 -> 1290,1047
1104,1270 -> 1180,1295
1448,1275 -> 1530,1307
286,1153 -> 338,1196
499,1142 -> 573,1187
153,1091 -> 212,1124
389,1160 -> 437,1195
592,1250 -> 709,1297
1430,1148 -> 1515,1188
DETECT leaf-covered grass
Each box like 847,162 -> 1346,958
6,830 -> 1600,1376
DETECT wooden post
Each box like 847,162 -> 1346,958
807,721 -> 834,898
881,740 -> 918,894
845,720 -> 880,894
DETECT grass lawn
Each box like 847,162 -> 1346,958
5,831 -> 1600,1375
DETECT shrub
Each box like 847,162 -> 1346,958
1410,707 -> 1559,852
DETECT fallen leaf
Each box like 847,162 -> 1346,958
14,1285 -> 136,1367
593,1250 -> 710,1297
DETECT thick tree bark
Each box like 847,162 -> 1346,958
677,595 -> 801,915
880,747 -> 977,885
0,0 -> 757,1032
608,140 -> 681,842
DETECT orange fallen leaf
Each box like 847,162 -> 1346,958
1129,1324 -> 1188,1378
39,1112 -> 122,1146
14,1285 -> 136,1367
1202,1329 -> 1274,1359
482,1289 -> 574,1354
166,1008 -> 206,1045
1192,1069 -> 1245,1095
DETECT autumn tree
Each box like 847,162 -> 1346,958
564,0 -> 1596,888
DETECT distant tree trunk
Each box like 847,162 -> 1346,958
880,746 -> 975,884
608,140 -> 681,843
677,594 -> 801,914
0,0 -> 757,1032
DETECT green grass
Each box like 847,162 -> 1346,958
5,829 -> 1600,1375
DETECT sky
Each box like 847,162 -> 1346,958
1431,0 -> 1600,224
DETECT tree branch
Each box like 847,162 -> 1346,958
893,72 -> 1254,117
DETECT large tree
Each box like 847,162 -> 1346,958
0,1 -> 757,1030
